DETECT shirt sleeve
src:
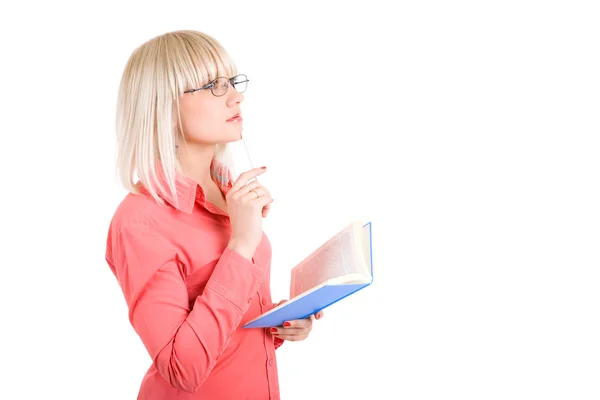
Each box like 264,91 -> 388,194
108,219 -> 265,393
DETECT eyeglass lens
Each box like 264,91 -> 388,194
212,75 -> 248,96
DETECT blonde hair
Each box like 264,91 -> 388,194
115,30 -> 237,206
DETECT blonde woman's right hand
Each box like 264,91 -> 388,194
226,167 -> 273,260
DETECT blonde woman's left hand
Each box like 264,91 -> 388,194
268,300 -> 324,342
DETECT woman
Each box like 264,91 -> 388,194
105,30 -> 323,399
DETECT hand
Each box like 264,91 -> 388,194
226,167 -> 273,259
269,300 -> 324,342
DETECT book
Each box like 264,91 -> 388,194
243,220 -> 373,328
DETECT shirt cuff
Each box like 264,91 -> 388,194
206,247 -> 266,310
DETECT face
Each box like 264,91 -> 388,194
178,76 -> 245,146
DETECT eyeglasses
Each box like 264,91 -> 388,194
184,74 -> 249,97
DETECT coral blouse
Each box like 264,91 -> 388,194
105,161 -> 283,399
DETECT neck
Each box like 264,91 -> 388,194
177,143 -> 217,187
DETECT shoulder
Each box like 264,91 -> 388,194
104,192 -> 181,304
105,190 -> 175,258
110,190 -> 172,230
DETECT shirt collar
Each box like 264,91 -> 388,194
138,159 -> 233,214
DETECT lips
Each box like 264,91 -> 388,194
226,113 -> 241,122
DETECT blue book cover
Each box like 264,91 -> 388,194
243,221 -> 373,329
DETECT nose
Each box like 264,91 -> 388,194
226,86 -> 244,106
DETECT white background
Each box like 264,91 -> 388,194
1,1 -> 598,399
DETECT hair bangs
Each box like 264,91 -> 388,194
165,31 -> 238,96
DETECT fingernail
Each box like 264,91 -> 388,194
283,322 -> 291,327
261,166 -> 266,169
270,328 -> 277,333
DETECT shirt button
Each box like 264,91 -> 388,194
262,298 -> 267,305
269,359 -> 274,366
247,298 -> 252,303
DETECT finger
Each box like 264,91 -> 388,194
251,192 -> 273,209
260,189 -> 273,217
230,167 -> 267,192
275,299 -> 288,307
273,333 -> 309,342
315,310 -> 324,320
251,189 -> 273,212
281,319 -> 312,329
249,186 -> 270,198
233,180 -> 262,198
242,188 -> 262,202
271,327 -> 310,336
238,185 -> 272,205
262,202 -> 271,218
240,186 -> 272,204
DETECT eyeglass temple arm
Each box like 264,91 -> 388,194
184,81 -> 214,93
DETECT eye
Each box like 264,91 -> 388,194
230,75 -> 248,93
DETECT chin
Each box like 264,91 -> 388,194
224,129 -> 243,142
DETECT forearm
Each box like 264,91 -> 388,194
131,247 -> 265,392
152,290 -> 248,391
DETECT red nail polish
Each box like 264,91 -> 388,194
283,322 -> 291,327
261,166 -> 266,169
270,328 -> 277,333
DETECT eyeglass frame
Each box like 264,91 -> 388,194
183,74 -> 249,97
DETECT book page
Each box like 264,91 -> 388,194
290,222 -> 364,298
